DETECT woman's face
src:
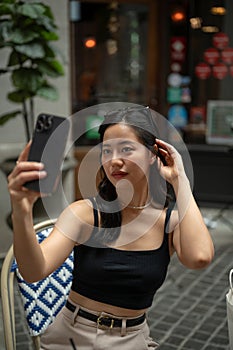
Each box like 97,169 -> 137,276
101,123 -> 154,189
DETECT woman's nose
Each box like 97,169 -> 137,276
110,151 -> 124,165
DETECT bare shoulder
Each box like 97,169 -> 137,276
55,198 -> 96,244
65,198 -> 96,226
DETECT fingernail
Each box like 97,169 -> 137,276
39,171 -> 47,177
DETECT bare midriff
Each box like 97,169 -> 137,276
69,290 -> 148,317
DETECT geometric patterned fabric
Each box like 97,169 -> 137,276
11,227 -> 74,336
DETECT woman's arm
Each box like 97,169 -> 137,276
155,139 -> 214,269
7,143 -> 89,282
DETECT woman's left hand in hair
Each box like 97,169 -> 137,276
154,139 -> 186,185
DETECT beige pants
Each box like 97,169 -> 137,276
40,300 -> 159,350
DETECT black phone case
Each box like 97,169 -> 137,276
24,113 -> 70,194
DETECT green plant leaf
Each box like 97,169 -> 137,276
43,42 -> 56,58
37,85 -> 58,100
0,0 -> 65,132
12,68 -> 43,92
36,15 -> 57,33
0,0 -> 15,4
0,110 -> 22,126
15,42 -> 45,58
8,50 -> 28,66
40,3 -> 54,20
0,4 -> 14,16
0,21 -> 13,43
36,59 -> 64,77
17,3 -> 46,19
40,30 -> 59,41
10,27 -> 39,44
8,90 -> 33,103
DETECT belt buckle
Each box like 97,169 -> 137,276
97,315 -> 115,329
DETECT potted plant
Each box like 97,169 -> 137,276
0,0 -> 73,228
0,0 -> 65,141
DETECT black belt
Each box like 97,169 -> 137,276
66,300 -> 146,328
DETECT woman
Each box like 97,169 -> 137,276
8,106 -> 214,349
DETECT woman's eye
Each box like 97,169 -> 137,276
102,149 -> 111,155
122,147 -> 133,153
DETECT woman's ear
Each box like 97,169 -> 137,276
150,153 -> 157,165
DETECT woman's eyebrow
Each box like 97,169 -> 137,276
102,140 -> 138,147
118,140 -> 137,146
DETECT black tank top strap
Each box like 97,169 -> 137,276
88,197 -> 99,229
83,197 -> 100,247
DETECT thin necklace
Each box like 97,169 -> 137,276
126,199 -> 152,210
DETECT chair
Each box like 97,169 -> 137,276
1,219 -> 74,350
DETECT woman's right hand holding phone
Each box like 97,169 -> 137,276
7,142 -> 47,215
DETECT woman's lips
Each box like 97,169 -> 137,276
111,171 -> 128,180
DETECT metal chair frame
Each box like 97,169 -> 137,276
1,219 -> 57,350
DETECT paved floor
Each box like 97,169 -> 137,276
0,206 -> 233,349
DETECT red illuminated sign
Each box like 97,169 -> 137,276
204,48 -> 220,65
212,62 -> 228,79
195,62 -> 211,80
221,48 -> 233,65
213,32 -> 229,50
170,37 -> 186,63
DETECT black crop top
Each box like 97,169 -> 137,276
71,200 -> 171,310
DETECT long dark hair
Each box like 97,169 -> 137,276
92,106 -> 173,245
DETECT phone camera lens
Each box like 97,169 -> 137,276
44,115 -> 53,130
35,114 -> 53,132
36,117 -> 44,132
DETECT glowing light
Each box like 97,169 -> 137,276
210,7 -> 226,15
84,38 -> 96,48
171,9 -> 186,23
202,26 -> 219,33
190,17 -> 202,29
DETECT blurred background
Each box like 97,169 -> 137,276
0,2 -> 233,349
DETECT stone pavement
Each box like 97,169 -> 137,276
0,206 -> 233,350
148,207 -> 233,350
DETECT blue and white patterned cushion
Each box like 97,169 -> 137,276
11,227 -> 74,336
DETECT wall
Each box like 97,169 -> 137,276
0,0 -> 72,257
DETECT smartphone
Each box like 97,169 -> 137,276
24,113 -> 70,194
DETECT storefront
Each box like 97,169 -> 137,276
70,0 -> 159,112
69,0 -> 233,204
